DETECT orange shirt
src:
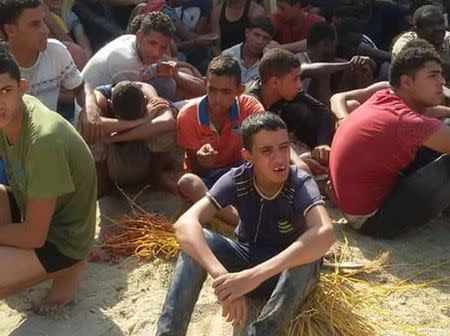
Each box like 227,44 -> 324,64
177,94 -> 264,171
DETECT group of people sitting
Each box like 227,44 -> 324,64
1,0 -> 450,334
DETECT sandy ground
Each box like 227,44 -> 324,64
1,189 -> 449,336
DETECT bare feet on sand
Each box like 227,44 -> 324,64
39,260 -> 86,309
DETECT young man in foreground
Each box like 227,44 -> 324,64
156,112 -> 335,335
330,39 -> 450,238
0,45 -> 96,306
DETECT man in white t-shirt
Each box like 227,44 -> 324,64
82,11 -> 205,103
0,0 -> 107,150
0,0 -> 85,120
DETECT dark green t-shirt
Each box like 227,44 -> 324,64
0,95 -> 97,260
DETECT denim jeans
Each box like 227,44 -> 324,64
360,153 -> 450,238
156,230 -> 321,336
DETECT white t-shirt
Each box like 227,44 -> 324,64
20,39 -> 82,111
82,35 -> 150,88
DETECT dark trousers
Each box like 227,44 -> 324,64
360,149 -> 450,238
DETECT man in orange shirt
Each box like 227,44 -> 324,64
176,54 -> 264,224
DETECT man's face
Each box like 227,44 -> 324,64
245,28 -> 272,55
0,74 -> 26,129
5,6 -> 49,52
416,14 -> 446,48
276,1 -> 297,22
206,73 -> 243,116
243,128 -> 291,185
136,30 -> 171,65
406,60 -> 445,107
274,68 -> 302,101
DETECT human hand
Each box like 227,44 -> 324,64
213,269 -> 261,302
145,97 -> 170,119
196,143 -> 218,167
78,107 -> 104,144
349,56 -> 376,71
220,296 -> 248,327
156,60 -> 178,77
303,157 -> 329,176
311,145 -> 331,166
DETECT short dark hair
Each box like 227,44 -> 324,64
242,112 -> 287,150
258,48 -> 300,83
307,21 -> 336,48
0,0 -> 42,37
389,39 -> 442,88
127,14 -> 145,34
332,6 -> 359,19
111,81 -> 146,120
247,15 -> 275,37
207,54 -> 242,85
276,0 -> 306,7
0,41 -> 21,82
413,5 -> 443,28
140,11 -> 175,37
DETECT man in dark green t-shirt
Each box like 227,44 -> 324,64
0,44 -> 96,307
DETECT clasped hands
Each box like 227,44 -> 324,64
212,269 -> 262,327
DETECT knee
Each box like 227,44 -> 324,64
150,77 -> 177,101
282,261 -> 320,290
177,173 -> 205,201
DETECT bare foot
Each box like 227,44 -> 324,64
40,260 -> 86,307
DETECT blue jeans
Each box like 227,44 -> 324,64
156,230 -> 320,336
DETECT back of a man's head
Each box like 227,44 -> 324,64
0,0 -> 41,38
111,81 -> 146,120
247,15 -> 275,37
0,41 -> 21,82
140,11 -> 175,37
258,48 -> 300,84
413,4 -> 444,28
207,54 -> 242,85
389,39 -> 442,88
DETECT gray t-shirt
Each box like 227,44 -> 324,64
207,162 -> 324,248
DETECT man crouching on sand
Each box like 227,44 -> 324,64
0,44 -> 96,307
156,112 -> 335,335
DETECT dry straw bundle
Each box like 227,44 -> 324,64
95,197 -> 446,336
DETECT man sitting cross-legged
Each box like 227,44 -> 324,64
92,80 -> 178,198
330,39 -> 450,238
156,112 -> 335,335
176,54 -> 264,225
0,45 -> 96,307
